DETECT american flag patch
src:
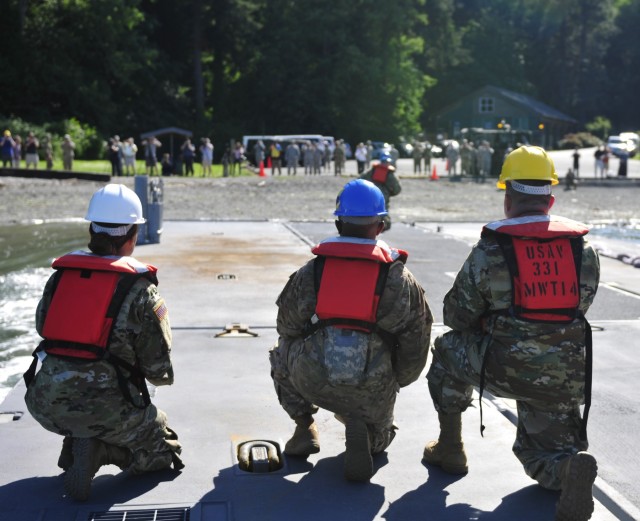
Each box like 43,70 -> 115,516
153,300 -> 168,321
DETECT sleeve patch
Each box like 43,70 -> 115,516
153,299 -> 169,322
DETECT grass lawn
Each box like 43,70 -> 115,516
15,159 -> 252,177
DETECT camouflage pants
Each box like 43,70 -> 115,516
427,330 -> 587,490
25,361 -> 182,474
270,339 -> 397,453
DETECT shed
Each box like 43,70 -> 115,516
140,127 -> 193,163
434,85 -> 577,149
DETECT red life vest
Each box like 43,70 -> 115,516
41,251 -> 158,359
483,215 -> 588,322
305,237 -> 407,342
372,165 -> 390,184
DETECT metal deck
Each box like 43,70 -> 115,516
1,220 -> 638,521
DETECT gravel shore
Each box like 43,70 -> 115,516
0,173 -> 637,226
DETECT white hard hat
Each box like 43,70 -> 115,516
85,184 -> 146,224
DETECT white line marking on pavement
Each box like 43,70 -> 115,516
600,282 -> 640,300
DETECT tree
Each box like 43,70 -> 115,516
520,0 -> 618,123
227,0 -> 432,144
420,0 -> 533,132
604,0 -> 640,131
585,116 -> 612,140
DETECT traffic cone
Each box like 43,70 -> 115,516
259,161 -> 266,177
267,156 -> 272,169
430,164 -> 439,181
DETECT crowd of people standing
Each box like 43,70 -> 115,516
0,129 -> 218,176
1,129 -> 62,170
107,135 -> 215,177
246,138 -> 346,177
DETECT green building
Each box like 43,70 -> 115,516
434,85 -> 577,149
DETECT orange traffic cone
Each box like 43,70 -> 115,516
430,164 -> 439,181
267,156 -> 272,169
259,161 -> 266,177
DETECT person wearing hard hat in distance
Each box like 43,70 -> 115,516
269,179 -> 433,482
24,184 -> 183,501
359,153 -> 401,231
423,146 -> 600,521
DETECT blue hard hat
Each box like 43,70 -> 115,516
379,153 -> 392,163
334,179 -> 387,217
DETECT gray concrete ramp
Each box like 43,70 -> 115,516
0,220 -> 631,520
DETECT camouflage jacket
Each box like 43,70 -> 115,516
442,217 -> 600,402
277,244 -> 433,388
34,267 -> 174,407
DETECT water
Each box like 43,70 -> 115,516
1,218 -> 639,404
0,221 -> 86,403
588,219 -> 640,262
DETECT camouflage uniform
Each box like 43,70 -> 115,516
423,145 -> 432,173
460,140 -> 475,177
412,142 -> 424,173
333,142 -> 345,176
270,246 -> 433,453
359,167 -> 402,231
475,142 -> 494,183
25,269 -> 182,473
427,217 -> 599,489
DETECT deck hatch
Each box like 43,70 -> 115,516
88,507 -> 190,520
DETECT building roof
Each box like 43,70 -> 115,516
486,85 -> 576,123
437,85 -> 576,124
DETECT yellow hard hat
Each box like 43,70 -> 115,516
497,145 -> 558,189
3,130 -> 10,137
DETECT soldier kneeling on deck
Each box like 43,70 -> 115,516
424,146 -> 600,521
24,184 -> 183,501
270,179 -> 433,481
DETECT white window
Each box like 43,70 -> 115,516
479,97 -> 494,113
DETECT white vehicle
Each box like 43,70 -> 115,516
619,132 -> 639,155
607,135 -> 635,157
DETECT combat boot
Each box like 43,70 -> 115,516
422,412 -> 468,475
344,418 -> 373,482
555,452 -> 597,521
64,438 -> 132,501
284,415 -> 320,456
57,436 -> 73,471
